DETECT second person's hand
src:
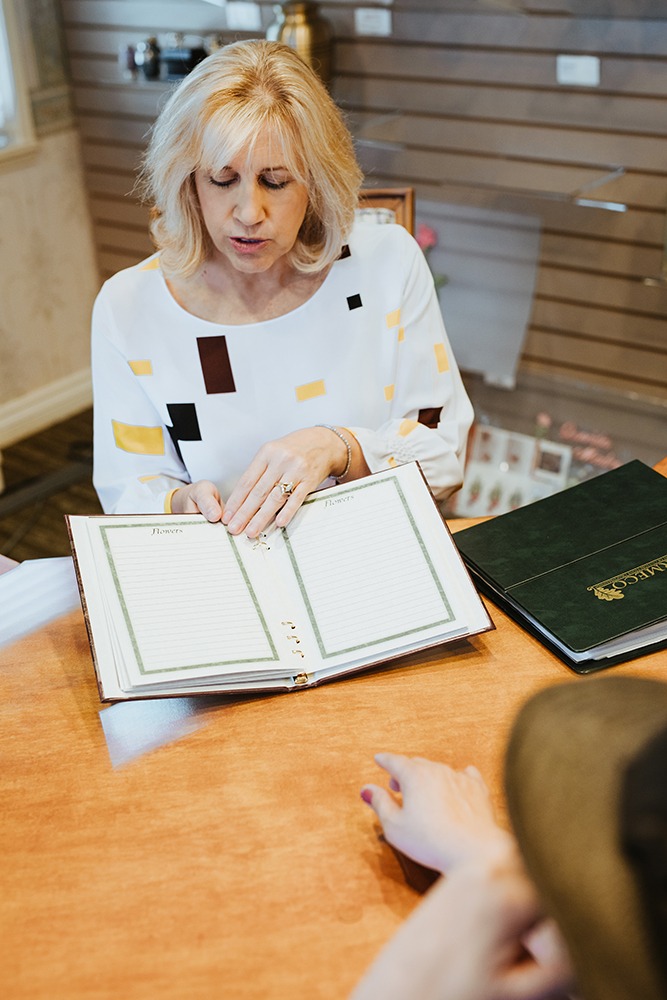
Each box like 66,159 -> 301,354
360,753 -> 515,875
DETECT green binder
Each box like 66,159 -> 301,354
454,460 -> 667,672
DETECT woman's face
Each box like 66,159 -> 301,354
194,130 -> 310,279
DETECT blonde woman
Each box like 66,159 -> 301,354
92,40 -> 472,536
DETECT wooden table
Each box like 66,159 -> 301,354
1,519 -> 666,1000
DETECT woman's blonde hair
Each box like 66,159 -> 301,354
137,39 -> 363,277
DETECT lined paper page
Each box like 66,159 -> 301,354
101,521 -> 277,676
282,475 -> 455,659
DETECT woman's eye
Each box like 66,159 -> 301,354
206,173 -> 289,190
261,176 -> 289,190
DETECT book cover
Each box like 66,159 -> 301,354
454,461 -> 667,671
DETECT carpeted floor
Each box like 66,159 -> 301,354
0,409 -> 102,561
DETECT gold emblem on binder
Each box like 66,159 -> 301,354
589,554 -> 667,600
588,585 -> 625,601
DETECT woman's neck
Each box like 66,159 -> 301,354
167,257 -> 330,325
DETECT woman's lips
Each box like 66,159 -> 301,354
230,236 -> 269,254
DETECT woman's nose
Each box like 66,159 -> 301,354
234,183 -> 265,226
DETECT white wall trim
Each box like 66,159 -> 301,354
0,367 -> 92,449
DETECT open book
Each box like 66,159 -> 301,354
67,463 -> 493,701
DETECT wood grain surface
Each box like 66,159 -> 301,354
2,516 -> 667,999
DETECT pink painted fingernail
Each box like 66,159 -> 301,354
360,788 -> 373,805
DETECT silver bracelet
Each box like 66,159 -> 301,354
316,424 -> 352,482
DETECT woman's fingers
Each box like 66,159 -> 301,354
171,480 -> 224,521
374,752 -> 412,786
222,454 -> 308,536
223,469 -> 310,537
222,427 -> 348,536
360,785 -> 403,827
242,480 -> 311,537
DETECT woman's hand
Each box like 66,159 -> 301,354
360,752 -> 515,875
222,426 -> 363,538
350,858 -> 572,1000
170,480 -> 224,522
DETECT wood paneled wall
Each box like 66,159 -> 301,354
60,0 -> 667,402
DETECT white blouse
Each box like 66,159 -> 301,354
92,221 -> 473,514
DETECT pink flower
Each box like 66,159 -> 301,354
416,223 -> 438,251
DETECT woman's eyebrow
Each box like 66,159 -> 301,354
208,163 -> 291,175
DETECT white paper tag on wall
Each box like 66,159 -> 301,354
556,54 -> 600,87
355,8 -> 392,36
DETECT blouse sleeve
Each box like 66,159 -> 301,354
91,289 -> 190,514
347,235 -> 473,501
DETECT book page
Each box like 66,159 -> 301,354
92,519 -> 282,684
273,467 -> 479,664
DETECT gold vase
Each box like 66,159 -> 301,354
270,2 -> 333,85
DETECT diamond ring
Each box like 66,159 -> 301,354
278,481 -> 295,497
